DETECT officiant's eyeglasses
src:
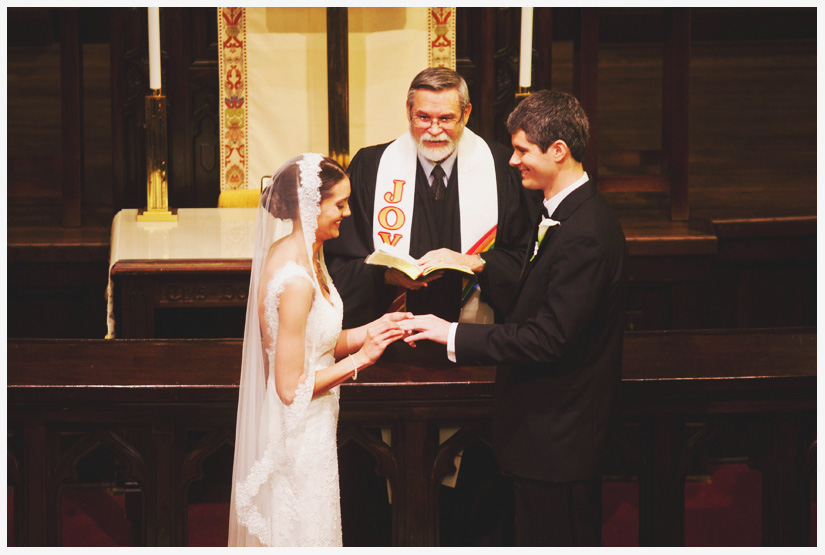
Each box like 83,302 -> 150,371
412,114 -> 462,130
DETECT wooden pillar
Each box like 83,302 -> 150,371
109,8 -> 126,212
663,8 -> 691,221
763,413 -> 806,545
642,415 -> 684,546
118,279 -> 155,339
573,8 -> 598,184
392,421 -> 438,546
151,422 -> 175,545
60,8 -> 83,227
22,424 -> 49,545
475,8 -> 496,140
533,8 -> 553,91
165,8 -> 189,209
326,7 -> 350,168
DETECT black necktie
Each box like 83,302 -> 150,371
541,205 -> 550,219
430,164 -> 446,201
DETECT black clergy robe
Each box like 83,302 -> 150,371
326,136 -> 540,338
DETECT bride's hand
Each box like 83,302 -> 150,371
376,311 -> 416,347
356,319 -> 406,366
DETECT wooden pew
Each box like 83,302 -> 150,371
8,328 -> 815,546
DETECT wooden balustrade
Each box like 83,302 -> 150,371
7,328 -> 815,546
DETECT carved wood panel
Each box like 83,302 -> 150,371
8,332 -> 817,546
455,7 -> 521,146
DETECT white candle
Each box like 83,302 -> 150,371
519,7 -> 534,89
148,7 -> 161,90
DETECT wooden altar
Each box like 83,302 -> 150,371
108,205 -> 726,338
108,208 -> 256,338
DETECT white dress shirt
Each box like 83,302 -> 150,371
418,149 -> 457,188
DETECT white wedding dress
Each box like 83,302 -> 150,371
233,259 -> 344,546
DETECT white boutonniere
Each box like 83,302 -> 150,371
531,217 -> 561,261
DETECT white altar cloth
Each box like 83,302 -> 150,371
106,208 -> 257,338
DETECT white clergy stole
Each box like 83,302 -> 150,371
372,127 -> 498,256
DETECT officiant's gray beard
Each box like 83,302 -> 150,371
415,127 -> 463,163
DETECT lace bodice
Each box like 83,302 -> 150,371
234,258 -> 344,546
264,261 -> 342,376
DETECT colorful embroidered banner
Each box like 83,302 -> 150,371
219,7 -> 247,191
428,7 -> 456,69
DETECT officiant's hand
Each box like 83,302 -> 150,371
384,268 -> 443,290
398,314 -> 452,346
418,248 -> 486,274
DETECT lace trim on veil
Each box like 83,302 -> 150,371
297,153 -> 322,276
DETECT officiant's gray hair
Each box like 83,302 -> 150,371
407,67 -> 470,114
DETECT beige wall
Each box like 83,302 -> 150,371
247,7 -> 329,187
246,7 -> 428,188
348,7 -> 428,152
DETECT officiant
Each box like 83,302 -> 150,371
326,68 -> 538,361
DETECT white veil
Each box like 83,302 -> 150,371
228,153 -> 325,546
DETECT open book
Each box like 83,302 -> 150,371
364,243 -> 474,280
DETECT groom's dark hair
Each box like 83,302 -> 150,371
506,90 -> 589,162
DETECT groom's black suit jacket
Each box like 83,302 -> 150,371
456,180 -> 629,482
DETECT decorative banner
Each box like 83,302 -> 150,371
428,7 -> 456,69
219,7 -> 248,191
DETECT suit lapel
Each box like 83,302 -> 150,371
514,221 -> 559,294
508,180 -> 597,313
515,212 -> 543,287
550,180 -> 597,220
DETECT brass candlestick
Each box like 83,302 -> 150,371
515,86 -> 532,102
138,90 -> 177,221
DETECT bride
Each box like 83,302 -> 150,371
228,153 -> 410,546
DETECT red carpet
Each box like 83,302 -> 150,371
8,463 -> 815,546
684,463 -> 762,546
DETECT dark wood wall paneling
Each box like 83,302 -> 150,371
8,8 -> 221,339
8,6 -> 816,218
59,8 -> 83,227
8,9 -> 112,339
7,8 -> 113,225
7,8 -> 63,208
6,7 -> 817,339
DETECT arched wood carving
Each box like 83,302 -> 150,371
338,425 -> 398,487
432,424 -> 492,487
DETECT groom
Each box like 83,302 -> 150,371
401,90 -> 629,546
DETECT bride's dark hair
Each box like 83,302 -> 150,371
261,156 -> 347,220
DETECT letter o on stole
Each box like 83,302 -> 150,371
377,206 -> 405,231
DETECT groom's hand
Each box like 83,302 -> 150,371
398,314 -> 452,345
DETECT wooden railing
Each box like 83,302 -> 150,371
8,329 -> 816,546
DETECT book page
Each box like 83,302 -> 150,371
365,244 -> 423,279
